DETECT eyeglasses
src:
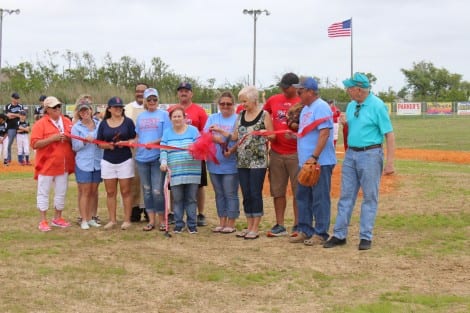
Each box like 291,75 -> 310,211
219,102 -> 233,106
147,97 -> 158,103
354,104 -> 361,118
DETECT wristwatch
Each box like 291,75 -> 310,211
311,155 -> 319,161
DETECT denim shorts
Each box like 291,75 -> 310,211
75,165 -> 102,184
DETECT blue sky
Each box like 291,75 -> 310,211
2,0 -> 469,92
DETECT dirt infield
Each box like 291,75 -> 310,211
5,148 -> 469,199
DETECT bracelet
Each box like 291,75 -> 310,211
311,155 -> 319,161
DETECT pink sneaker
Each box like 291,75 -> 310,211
51,217 -> 71,228
38,220 -> 51,232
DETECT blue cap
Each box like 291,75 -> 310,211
11,92 -> 20,99
107,96 -> 124,107
144,88 -> 159,99
292,77 -> 318,91
177,82 -> 192,91
343,72 -> 370,88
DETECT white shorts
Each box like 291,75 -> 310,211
333,123 -> 339,141
101,158 -> 135,179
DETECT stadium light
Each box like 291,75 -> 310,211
243,9 -> 270,86
0,8 -> 21,74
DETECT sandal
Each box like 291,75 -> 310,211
236,229 -> 249,238
159,224 -> 166,231
212,226 -> 224,233
221,227 -> 236,234
244,231 -> 259,240
143,223 -> 155,231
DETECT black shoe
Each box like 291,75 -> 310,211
197,213 -> 207,226
168,213 -> 175,225
358,239 -> 372,250
130,206 -> 143,222
323,236 -> 347,248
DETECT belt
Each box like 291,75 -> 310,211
349,144 -> 382,152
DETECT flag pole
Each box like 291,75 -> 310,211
350,17 -> 353,77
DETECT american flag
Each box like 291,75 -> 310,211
328,19 -> 352,38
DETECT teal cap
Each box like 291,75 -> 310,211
343,72 -> 370,88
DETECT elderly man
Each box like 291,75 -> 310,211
289,77 -> 337,246
324,72 -> 395,250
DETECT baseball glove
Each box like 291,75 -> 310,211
287,102 -> 303,131
297,160 -> 321,186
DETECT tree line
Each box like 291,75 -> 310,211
0,51 -> 468,105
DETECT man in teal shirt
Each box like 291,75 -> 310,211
324,73 -> 395,250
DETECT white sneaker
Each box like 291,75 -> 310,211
80,221 -> 90,230
87,219 -> 101,227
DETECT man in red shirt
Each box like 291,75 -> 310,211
170,82 -> 209,226
328,100 -> 341,148
263,73 -> 301,237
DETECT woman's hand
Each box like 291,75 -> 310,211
160,164 -> 167,172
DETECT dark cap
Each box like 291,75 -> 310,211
19,110 -> 27,116
177,82 -> 192,91
0,113 -> 6,120
11,92 -> 20,99
278,73 -> 299,89
39,95 -> 47,102
107,96 -> 124,107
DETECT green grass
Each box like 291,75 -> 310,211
390,116 -> 470,150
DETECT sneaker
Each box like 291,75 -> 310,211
197,214 -> 207,226
173,227 -> 183,234
168,213 -> 175,225
51,217 -> 71,228
92,216 -> 101,225
290,225 -> 299,237
323,236 -> 347,248
358,239 -> 372,250
130,206 -> 143,222
87,219 -> 101,228
80,221 -> 90,230
267,224 -> 288,237
188,227 -> 198,234
38,220 -> 51,232
103,221 -> 117,230
121,222 -> 132,230
289,231 -> 309,243
304,234 -> 326,246
77,216 -> 83,225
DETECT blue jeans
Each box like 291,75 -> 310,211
238,168 -> 266,217
171,183 -> 198,229
6,129 -> 16,162
136,160 -> 165,214
333,148 -> 384,241
209,173 -> 240,219
296,164 -> 334,239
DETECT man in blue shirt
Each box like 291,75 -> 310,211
289,77 -> 337,246
324,72 -> 395,250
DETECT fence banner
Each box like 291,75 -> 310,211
457,102 -> 470,115
426,102 -> 452,115
397,102 -> 421,115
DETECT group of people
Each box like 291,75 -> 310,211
21,71 -> 395,251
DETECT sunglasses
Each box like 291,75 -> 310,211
219,102 -> 233,106
147,97 -> 158,103
354,104 -> 361,118
50,105 -> 61,110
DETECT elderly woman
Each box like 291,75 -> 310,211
204,91 -> 240,233
226,86 -> 274,239
135,88 -> 171,231
71,101 -> 103,230
30,96 -> 75,232
97,97 -> 136,230
160,105 -> 201,234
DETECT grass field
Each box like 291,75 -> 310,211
0,116 -> 469,313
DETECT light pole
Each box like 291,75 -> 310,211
0,8 -> 20,74
243,9 -> 270,86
